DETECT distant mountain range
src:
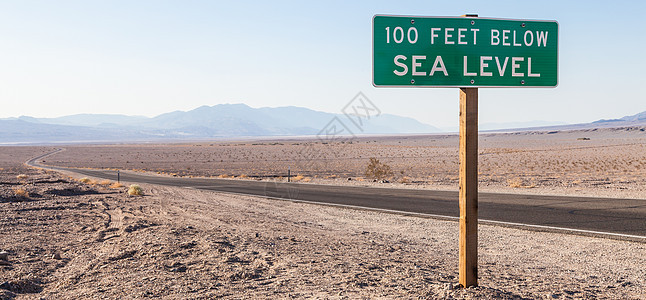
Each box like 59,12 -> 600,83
486,110 -> 646,132
441,120 -> 569,132
593,111 -> 646,124
2,104 -> 645,144
0,104 -> 441,144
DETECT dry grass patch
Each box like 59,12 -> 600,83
508,178 -> 523,188
292,174 -> 305,182
110,182 -> 124,189
507,178 -> 536,189
79,177 -> 92,184
99,180 -> 112,186
16,174 -> 28,180
14,188 -> 29,198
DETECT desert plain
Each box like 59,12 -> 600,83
1,127 -> 646,299
44,126 -> 646,199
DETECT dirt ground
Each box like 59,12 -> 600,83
1,142 -> 646,299
1,164 -> 645,299
41,127 -> 646,199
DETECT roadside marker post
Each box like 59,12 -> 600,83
372,14 -> 558,287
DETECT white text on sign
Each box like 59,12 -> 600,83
386,26 -> 551,77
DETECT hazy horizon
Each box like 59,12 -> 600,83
1,1 -> 645,128
4,102 -> 583,133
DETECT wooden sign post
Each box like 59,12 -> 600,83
459,87 -> 478,287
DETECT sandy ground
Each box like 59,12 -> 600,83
1,151 -> 645,299
42,127 -> 646,200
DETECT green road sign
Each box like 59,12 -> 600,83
372,15 -> 558,87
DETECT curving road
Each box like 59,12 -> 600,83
28,149 -> 646,240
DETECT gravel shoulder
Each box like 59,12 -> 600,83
1,165 -> 645,299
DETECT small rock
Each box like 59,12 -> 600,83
52,253 -> 62,260
179,241 -> 197,249
171,265 -> 187,272
347,177 -> 352,181
0,251 -> 8,261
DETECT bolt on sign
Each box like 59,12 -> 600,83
372,15 -> 558,87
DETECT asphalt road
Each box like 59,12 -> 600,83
28,151 -> 646,238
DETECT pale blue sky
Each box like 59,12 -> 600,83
1,0 -> 644,128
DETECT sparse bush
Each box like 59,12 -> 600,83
79,177 -> 92,184
99,180 -> 112,186
292,174 -> 305,182
365,158 -> 394,180
110,182 -> 124,189
14,188 -> 29,198
16,174 -> 28,180
508,178 -> 523,188
127,184 -> 144,196
507,178 -> 535,189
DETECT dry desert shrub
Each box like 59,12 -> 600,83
16,174 -> 28,180
507,178 -> 536,189
110,182 -> 124,189
365,157 -> 394,180
218,174 -> 230,178
79,177 -> 92,184
508,178 -> 523,188
292,174 -> 305,182
14,188 -> 29,198
99,180 -> 112,186
127,184 -> 144,196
